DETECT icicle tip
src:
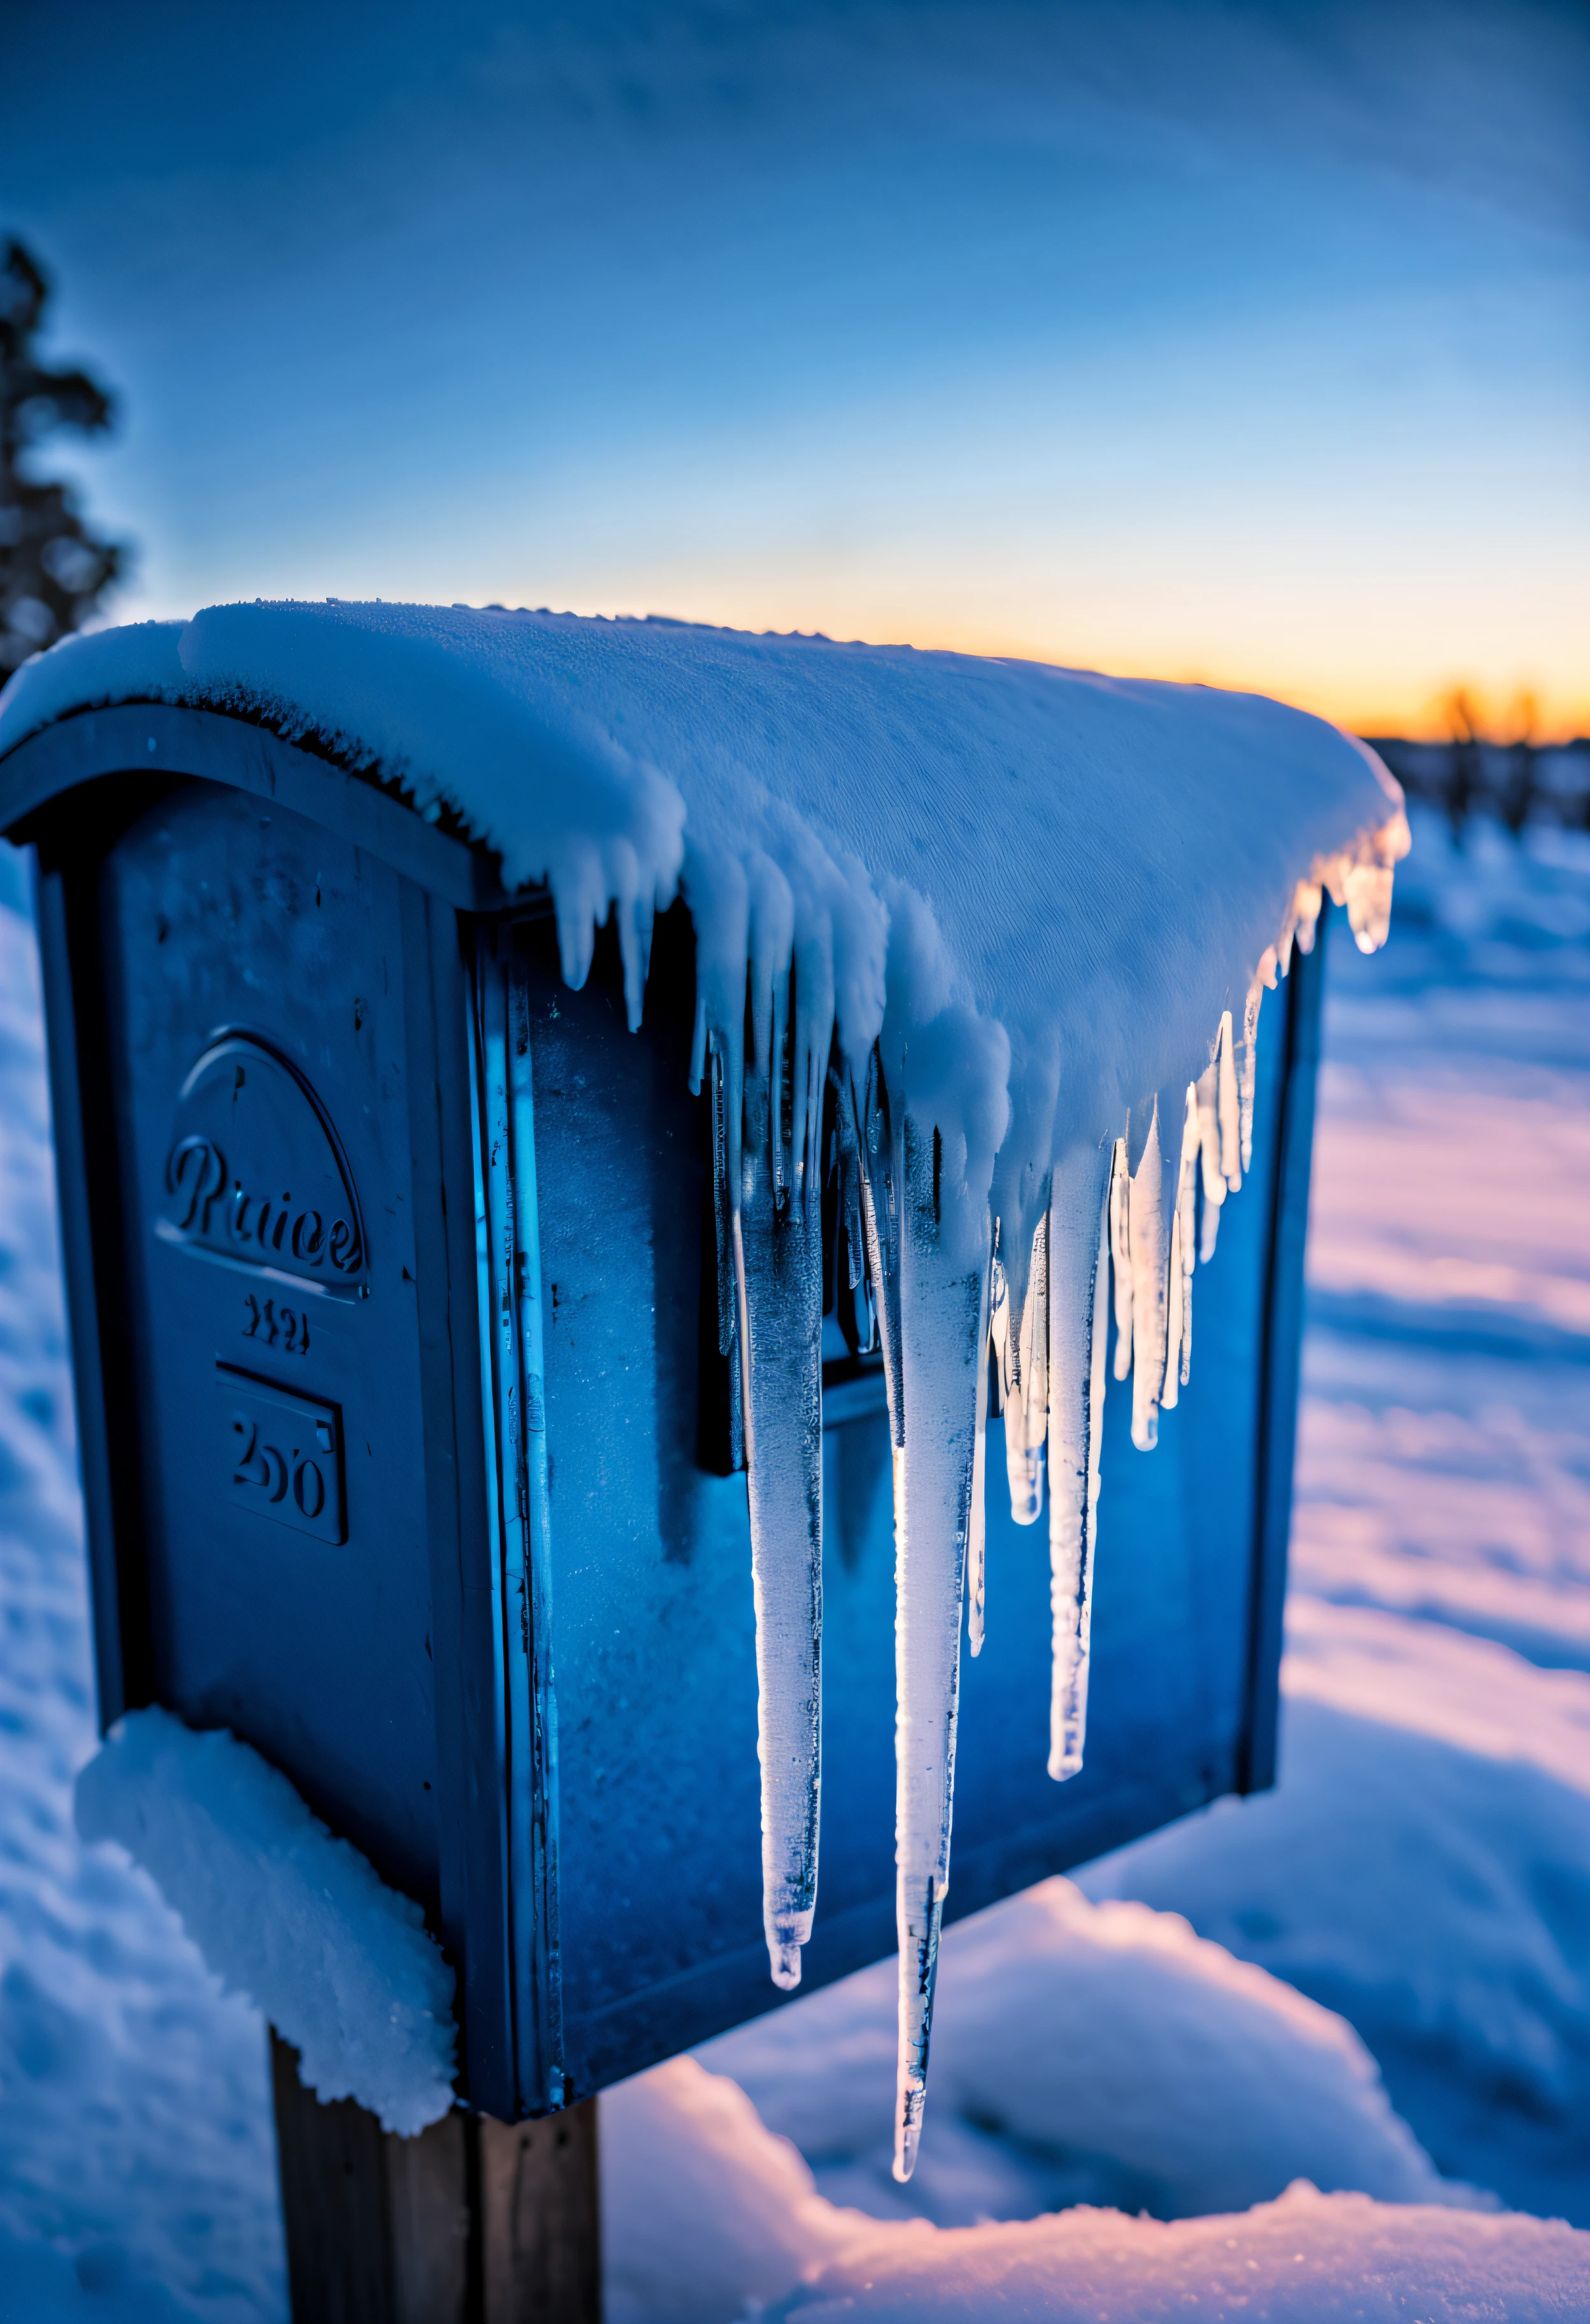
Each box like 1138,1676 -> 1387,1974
893,2084 -> 926,2183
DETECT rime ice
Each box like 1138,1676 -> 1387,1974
1,601 -> 1408,2176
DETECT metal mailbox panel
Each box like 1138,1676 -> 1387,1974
98,780 -> 443,1909
522,912 -> 1298,2096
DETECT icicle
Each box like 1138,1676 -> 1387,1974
987,1228 -> 1010,1411
1160,1086 -> 1200,1411
830,1068 -> 866,1349
706,1042 -> 747,1470
1343,859 -> 1396,952
715,878 -> 832,1989
852,1049 -> 905,1454
966,1243 -> 994,1658
1277,875 -> 1320,975
1236,947 -> 1278,1176
1108,1133 -> 1133,1382
1215,1009 -> 1241,1192
729,924 -> 827,1992
891,1115 -> 987,2186
1127,1100 -> 1168,1452
1045,1142 -> 1113,1780
1195,1058 -> 1226,1263
1177,1084 -> 1198,1389
1162,1203 -> 1183,1412
1293,879 -> 1323,956
1001,1209 -> 1049,1526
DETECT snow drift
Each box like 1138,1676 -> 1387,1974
602,2056 -> 1587,2324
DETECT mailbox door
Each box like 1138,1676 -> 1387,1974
94,778 -> 444,1904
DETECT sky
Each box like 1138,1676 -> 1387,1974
3,0 -> 1586,739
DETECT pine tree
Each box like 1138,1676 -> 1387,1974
1,240 -> 124,675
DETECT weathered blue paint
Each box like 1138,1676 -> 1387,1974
1,701 -> 1319,2120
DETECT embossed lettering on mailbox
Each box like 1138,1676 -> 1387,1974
217,1363 -> 347,1546
157,1032 -> 367,1299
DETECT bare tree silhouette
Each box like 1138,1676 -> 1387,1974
1,240 -> 125,675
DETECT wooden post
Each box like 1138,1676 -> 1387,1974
270,2032 -> 601,2323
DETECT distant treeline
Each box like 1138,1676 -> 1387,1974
1366,734 -> 1590,835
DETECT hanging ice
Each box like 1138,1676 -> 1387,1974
887,1107 -> 987,2185
1160,1085 -> 1201,1413
1043,1142 -> 1114,1781
991,1212 -> 1049,1529
734,1066 -> 824,1991
700,856 -> 832,1994
965,1242 -> 994,1658
1126,1100 -> 1168,1452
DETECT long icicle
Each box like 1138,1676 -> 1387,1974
1109,1133 -> 1133,1382
966,1240 -> 994,1657
1128,1099 -> 1168,1452
1216,1008 -> 1241,1191
1045,1140 -> 1114,1779
891,1112 -> 987,2185
1160,1086 -> 1201,1412
1177,1082 -> 1199,1389
1003,1207 -> 1049,1526
733,981 -> 825,1992
1196,1050 -> 1226,1263
1236,950 -> 1277,1177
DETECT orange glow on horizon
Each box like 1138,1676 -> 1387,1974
543,599 -> 1590,746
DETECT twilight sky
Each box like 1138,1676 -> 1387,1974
4,0 -> 1586,736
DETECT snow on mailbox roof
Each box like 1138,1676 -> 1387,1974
0,600 -> 1401,1200
0,600 -> 1408,2178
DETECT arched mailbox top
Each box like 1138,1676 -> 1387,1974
0,698 -> 521,913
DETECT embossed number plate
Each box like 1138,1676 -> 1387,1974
217,1364 -> 347,1546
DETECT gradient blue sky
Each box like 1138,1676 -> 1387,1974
4,0 -> 1586,735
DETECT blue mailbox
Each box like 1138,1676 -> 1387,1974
0,616 -> 1342,2139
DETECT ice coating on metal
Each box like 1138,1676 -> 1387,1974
0,603 -> 1408,2177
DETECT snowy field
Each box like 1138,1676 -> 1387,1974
3,803 -> 1589,2318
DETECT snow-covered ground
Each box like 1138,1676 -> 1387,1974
3,803 -> 1589,2318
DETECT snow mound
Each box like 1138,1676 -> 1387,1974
1085,1605 -> 1590,2223
74,1707 -> 455,2137
774,2182 -> 1590,2323
602,2056 -> 1589,2324
603,2057 -> 867,2324
700,1876 -> 1463,2226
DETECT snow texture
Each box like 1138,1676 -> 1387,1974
75,1707 -> 456,2137
768,2185 -> 1590,2323
0,602 -> 1408,2161
599,2046 -> 1589,2324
